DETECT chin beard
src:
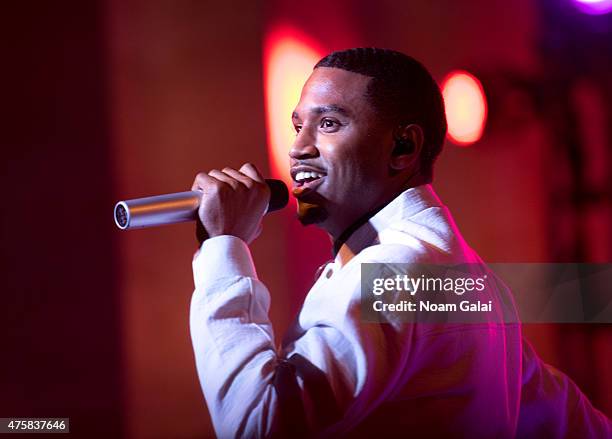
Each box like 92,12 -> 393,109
296,200 -> 329,226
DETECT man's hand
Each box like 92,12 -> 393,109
192,163 -> 270,245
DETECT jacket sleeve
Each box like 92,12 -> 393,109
189,235 -> 416,438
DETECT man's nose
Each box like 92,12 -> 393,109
289,131 -> 318,160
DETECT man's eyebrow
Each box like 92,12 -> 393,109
292,105 -> 352,120
312,105 -> 351,116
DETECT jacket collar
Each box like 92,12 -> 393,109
334,184 -> 443,267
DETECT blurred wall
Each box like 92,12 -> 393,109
1,2 -> 122,437
108,1 -> 289,437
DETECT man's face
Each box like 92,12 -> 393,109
289,67 -> 395,238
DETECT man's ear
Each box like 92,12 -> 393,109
390,123 -> 424,171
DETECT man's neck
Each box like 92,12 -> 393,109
331,202 -> 388,257
328,173 -> 431,255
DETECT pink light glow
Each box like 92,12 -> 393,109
263,26 -> 323,188
442,70 -> 488,146
572,0 -> 612,15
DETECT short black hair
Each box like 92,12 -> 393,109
315,48 -> 447,182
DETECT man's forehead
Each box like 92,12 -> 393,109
294,67 -> 372,116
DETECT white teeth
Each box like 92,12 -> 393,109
295,171 -> 324,182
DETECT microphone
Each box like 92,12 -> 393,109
114,179 -> 288,230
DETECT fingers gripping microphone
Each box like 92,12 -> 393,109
114,179 -> 288,230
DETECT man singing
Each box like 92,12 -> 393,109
189,48 -> 610,438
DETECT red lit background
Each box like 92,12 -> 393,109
1,1 -> 610,438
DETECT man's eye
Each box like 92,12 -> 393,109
320,119 -> 340,130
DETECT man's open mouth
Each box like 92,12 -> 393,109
290,165 -> 327,190
294,171 -> 325,187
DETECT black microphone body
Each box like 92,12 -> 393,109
114,179 -> 288,230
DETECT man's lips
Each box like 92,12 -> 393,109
292,176 -> 325,198
290,166 -> 327,189
289,166 -> 326,199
